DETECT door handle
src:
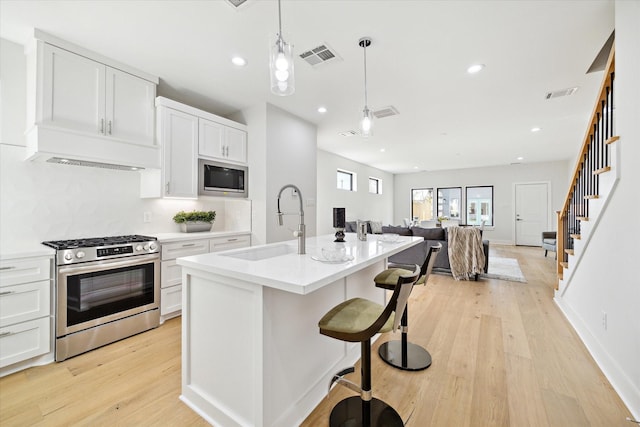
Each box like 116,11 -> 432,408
516,218 -> 523,221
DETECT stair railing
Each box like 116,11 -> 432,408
557,45 -> 616,282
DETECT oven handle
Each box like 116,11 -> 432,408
58,253 -> 160,275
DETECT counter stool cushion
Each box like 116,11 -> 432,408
375,267 -> 425,287
318,298 -> 394,337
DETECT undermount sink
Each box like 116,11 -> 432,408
220,244 -> 298,261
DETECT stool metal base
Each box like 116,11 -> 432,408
378,340 -> 432,371
330,396 -> 403,427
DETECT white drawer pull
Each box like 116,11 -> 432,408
182,243 -> 196,247
227,238 -> 238,242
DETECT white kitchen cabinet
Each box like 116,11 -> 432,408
159,239 -> 210,322
159,107 -> 198,198
0,256 -> 53,372
199,118 -> 247,164
158,234 -> 250,323
141,97 -> 248,199
41,43 -> 156,145
209,235 -> 251,252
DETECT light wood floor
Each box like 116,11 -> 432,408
0,245 -> 631,426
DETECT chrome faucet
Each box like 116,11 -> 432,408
277,184 -> 305,254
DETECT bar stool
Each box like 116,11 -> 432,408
374,243 -> 442,371
318,265 -> 421,427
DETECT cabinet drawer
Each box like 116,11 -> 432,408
161,240 -> 209,260
209,235 -> 251,253
0,281 -> 51,328
161,260 -> 182,288
160,284 -> 182,316
0,317 -> 50,368
0,258 -> 51,287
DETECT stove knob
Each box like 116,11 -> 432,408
64,253 -> 73,261
136,245 -> 143,252
143,244 -> 149,251
149,243 -> 158,251
76,251 -> 85,259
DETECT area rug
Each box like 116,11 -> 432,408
481,257 -> 527,283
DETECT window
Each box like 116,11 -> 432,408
369,177 -> 382,194
466,186 -> 494,226
337,170 -> 356,191
411,188 -> 434,221
437,187 -> 462,220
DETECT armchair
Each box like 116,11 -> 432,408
542,231 -> 557,259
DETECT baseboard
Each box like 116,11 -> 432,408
554,296 -> 640,420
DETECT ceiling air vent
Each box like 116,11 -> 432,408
339,130 -> 357,137
545,87 -> 579,99
224,0 -> 250,9
299,43 -> 342,67
373,106 -> 399,119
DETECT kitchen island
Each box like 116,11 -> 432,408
176,233 -> 422,427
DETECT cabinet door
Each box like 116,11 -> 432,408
0,317 -> 50,368
225,127 -> 247,163
105,67 -> 156,145
198,118 -> 225,160
160,284 -> 182,317
161,239 -> 209,260
161,107 -> 198,198
0,281 -> 50,328
41,44 -> 105,134
209,235 -> 251,252
161,260 -> 182,288
0,257 -> 51,287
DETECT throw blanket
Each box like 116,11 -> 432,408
447,227 -> 486,280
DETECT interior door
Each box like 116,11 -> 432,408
515,183 -> 549,246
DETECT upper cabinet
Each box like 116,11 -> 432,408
199,118 -> 247,164
41,44 -> 156,145
141,97 -> 247,199
25,30 -> 160,170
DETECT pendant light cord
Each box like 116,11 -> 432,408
278,0 -> 283,36
363,43 -> 368,108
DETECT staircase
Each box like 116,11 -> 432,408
556,46 -> 618,294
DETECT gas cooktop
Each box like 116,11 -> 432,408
42,235 -> 157,250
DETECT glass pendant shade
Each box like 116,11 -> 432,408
270,35 -> 295,96
360,107 -> 373,137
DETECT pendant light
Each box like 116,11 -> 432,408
359,37 -> 373,137
270,0 -> 294,96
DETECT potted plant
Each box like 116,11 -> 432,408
173,210 -> 216,233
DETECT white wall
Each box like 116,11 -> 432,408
231,103 -> 317,246
0,38 -> 249,254
556,1 -> 640,418
316,150 -> 395,235
394,160 -> 569,244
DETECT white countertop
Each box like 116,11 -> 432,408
153,230 -> 251,243
0,241 -> 55,260
177,233 -> 422,295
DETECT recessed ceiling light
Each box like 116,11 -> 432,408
317,106 -> 327,113
531,127 -> 541,132
231,56 -> 247,67
380,148 -> 385,153
413,166 -> 419,169
517,156 -> 524,161
467,64 -> 485,74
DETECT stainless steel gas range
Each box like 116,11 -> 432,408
42,235 -> 160,361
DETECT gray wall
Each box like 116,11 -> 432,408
393,160 -> 570,244
316,149 -> 395,235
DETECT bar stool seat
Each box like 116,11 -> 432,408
319,265 -> 421,427
374,243 -> 442,371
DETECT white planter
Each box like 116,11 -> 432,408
180,221 -> 213,233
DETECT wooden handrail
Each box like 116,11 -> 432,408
560,46 -> 615,216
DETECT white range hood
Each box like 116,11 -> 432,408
25,124 -> 161,171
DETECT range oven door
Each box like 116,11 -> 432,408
56,253 -> 160,338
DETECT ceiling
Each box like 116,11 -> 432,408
0,0 -> 614,174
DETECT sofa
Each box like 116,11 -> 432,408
345,222 -> 489,277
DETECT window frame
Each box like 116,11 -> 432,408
337,169 -> 357,192
368,177 -> 382,194
436,187 -> 462,220
411,188 -> 434,221
465,185 -> 494,226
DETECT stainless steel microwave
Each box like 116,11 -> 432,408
198,159 -> 248,198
